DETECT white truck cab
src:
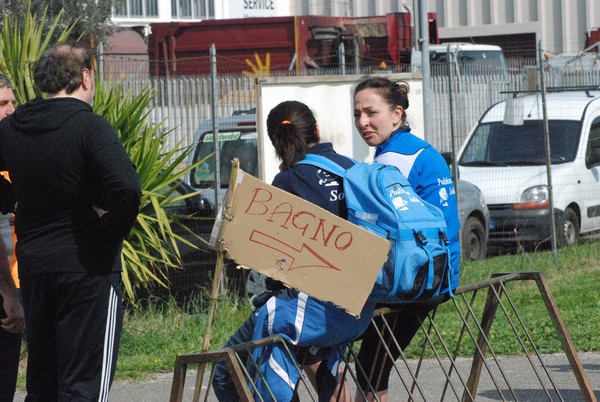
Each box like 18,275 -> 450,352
412,42 -> 509,76
457,88 -> 600,248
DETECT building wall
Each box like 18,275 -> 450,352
431,0 -> 599,55
111,0 -> 600,57
283,0 -> 599,56
112,0 -> 289,24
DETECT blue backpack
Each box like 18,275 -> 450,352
298,154 -> 453,303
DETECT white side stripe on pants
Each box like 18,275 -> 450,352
98,285 -> 118,402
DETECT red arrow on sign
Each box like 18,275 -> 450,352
249,229 -> 340,271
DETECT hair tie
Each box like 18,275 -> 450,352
396,80 -> 410,91
281,120 -> 292,125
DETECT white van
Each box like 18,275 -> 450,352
456,88 -> 600,248
188,109 -> 259,206
412,43 -> 509,76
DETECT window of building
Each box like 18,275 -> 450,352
113,0 -> 159,18
171,0 -> 213,19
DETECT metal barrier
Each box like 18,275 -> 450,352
170,272 -> 597,401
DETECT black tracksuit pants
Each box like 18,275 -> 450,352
21,272 -> 123,402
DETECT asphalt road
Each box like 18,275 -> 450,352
16,351 -> 597,401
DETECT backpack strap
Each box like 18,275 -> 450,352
296,154 -> 348,177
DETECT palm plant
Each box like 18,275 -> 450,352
94,82 -> 205,299
0,5 -> 205,302
0,7 -> 72,103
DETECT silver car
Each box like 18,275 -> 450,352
456,179 -> 490,261
443,152 -> 490,262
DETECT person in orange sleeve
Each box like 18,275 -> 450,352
0,73 -> 24,402
0,171 -> 17,286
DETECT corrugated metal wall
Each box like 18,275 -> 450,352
287,0 -> 599,55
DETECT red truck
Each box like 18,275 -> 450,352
148,12 -> 438,76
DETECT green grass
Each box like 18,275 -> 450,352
114,241 -> 599,380
17,241 -> 600,384
116,294 -> 253,380
400,241 -> 600,358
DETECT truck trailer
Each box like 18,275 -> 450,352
148,12 -> 439,76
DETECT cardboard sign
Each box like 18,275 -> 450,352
214,170 -> 390,316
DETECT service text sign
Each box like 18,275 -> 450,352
229,0 -> 284,18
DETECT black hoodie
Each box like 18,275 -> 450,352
0,97 -> 141,277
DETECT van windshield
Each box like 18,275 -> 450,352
459,120 -> 582,166
430,49 -> 508,76
190,130 -> 259,188
457,50 -> 507,75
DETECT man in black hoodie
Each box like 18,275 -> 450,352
0,42 -> 142,401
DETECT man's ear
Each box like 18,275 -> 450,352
314,123 -> 321,141
82,69 -> 93,90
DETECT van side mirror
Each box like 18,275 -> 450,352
586,127 -> 600,168
586,145 -> 600,168
441,151 -> 457,178
196,197 -> 216,217
442,152 -> 453,166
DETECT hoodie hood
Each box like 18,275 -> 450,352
9,97 -> 92,133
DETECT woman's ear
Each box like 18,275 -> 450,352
392,106 -> 404,126
314,123 -> 321,141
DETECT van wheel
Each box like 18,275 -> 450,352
461,216 -> 487,261
558,207 -> 580,246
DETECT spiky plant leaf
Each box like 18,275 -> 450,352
0,5 -> 207,303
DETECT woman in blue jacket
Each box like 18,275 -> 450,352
352,77 -> 461,402
212,100 -> 375,402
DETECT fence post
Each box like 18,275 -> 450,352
463,280 -> 502,401
210,43 -> 221,216
534,273 -> 597,402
